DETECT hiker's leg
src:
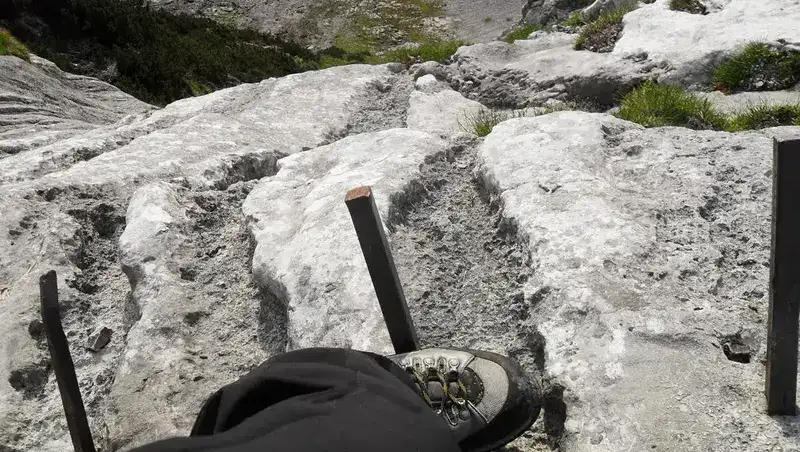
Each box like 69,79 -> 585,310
129,347 -> 461,452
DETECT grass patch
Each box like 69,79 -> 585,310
319,54 -> 355,69
563,12 -> 585,27
188,79 -> 213,97
668,0 -> 707,14
0,29 -> 30,61
484,17 -> 493,23
504,24 -> 540,43
727,104 -> 800,131
615,81 -> 727,130
368,39 -> 466,64
713,42 -> 800,93
616,80 -> 800,131
458,108 -> 535,137
574,6 -> 634,53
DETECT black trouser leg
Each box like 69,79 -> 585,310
129,348 -> 461,452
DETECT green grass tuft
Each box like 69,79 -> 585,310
617,80 -> 800,131
713,42 -> 800,93
574,6 -> 634,52
727,104 -> 800,131
563,12 -> 585,27
615,81 -> 727,130
504,24 -> 540,44
318,55 -> 355,69
458,108 -> 535,137
0,29 -> 30,61
484,17 -> 493,23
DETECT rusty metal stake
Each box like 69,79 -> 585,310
40,270 -> 96,452
766,138 -> 800,415
345,186 -> 419,353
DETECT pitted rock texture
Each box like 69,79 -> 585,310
477,111 -> 800,451
0,63 -> 423,452
2,1 -> 800,450
243,129 -> 449,354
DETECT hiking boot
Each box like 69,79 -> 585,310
388,348 -> 541,452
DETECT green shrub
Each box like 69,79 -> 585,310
188,79 -> 213,97
727,104 -> 800,131
504,24 -> 540,44
574,6 -> 634,53
369,39 -> 466,64
0,29 -> 30,61
713,42 -> 800,93
4,0 -> 317,105
668,0 -> 707,14
458,108 -> 534,137
615,81 -> 727,130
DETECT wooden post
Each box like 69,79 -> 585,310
766,138 -> 800,415
345,186 -> 419,354
40,270 -> 96,452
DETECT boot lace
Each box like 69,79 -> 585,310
404,358 -> 470,425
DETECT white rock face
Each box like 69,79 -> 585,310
0,62 -> 417,452
477,111 -> 800,451
243,129 -> 449,354
616,0 -> 800,87
0,55 -> 153,154
1,64 -> 411,187
407,78 -> 485,137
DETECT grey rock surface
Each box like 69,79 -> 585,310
2,1 -> 800,450
579,0 -> 638,22
522,0 -> 592,26
0,55 -> 153,155
243,129 -> 449,354
0,64 -> 410,186
407,77 -> 484,137
477,111 -> 800,451
0,63 -> 418,452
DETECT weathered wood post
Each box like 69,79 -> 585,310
766,138 -> 800,415
40,270 -> 97,452
345,186 -> 419,354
